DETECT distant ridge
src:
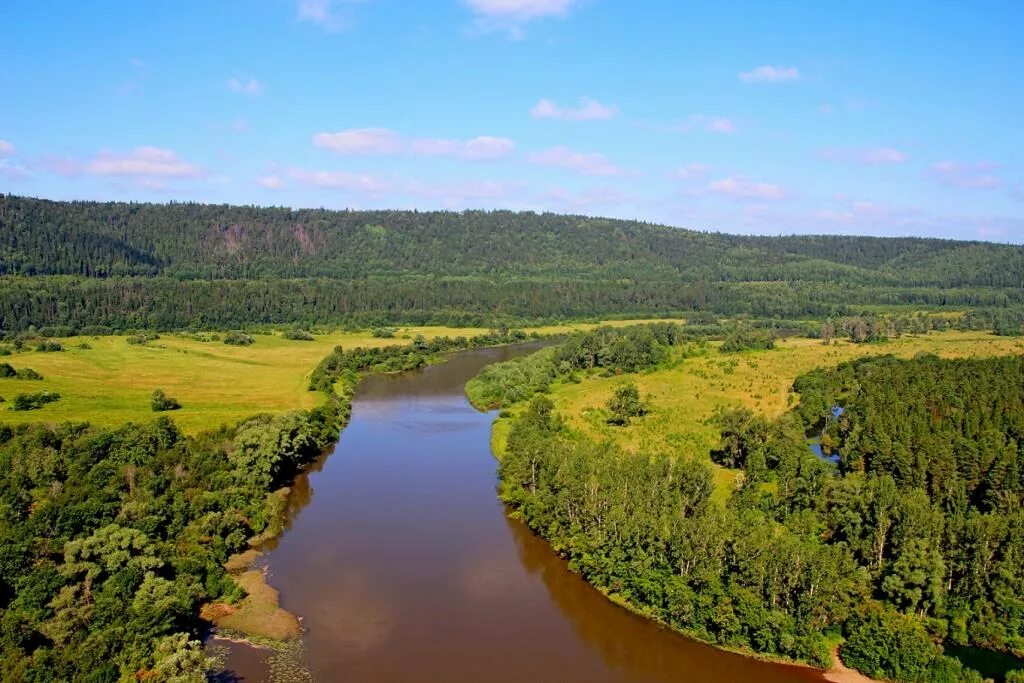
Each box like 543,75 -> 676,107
0,194 -> 1021,330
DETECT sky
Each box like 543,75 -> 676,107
1,0 -> 1023,243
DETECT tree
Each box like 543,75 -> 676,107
151,389 -> 181,412
606,382 -> 646,425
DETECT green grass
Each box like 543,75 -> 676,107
528,331 -> 1024,500
0,321 -> 669,434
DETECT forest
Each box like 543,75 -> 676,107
485,334 -> 1024,682
1,195 -> 1022,331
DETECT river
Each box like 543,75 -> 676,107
217,345 -> 829,682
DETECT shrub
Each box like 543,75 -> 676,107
10,391 -> 60,411
283,328 -> 315,341
372,327 -> 397,338
126,332 -> 160,345
34,340 -> 63,352
0,363 -> 43,380
150,389 -> 181,412
223,331 -> 254,346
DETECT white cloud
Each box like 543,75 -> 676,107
530,97 -> 619,121
708,176 -> 787,201
0,139 -> 15,157
404,179 -> 511,203
315,129 -> 514,160
673,163 -> 711,180
528,146 -> 624,176
464,0 -> 575,21
227,76 -> 263,96
230,119 -> 251,133
930,161 -> 1003,189
289,168 -> 390,194
257,175 -> 285,190
739,65 -> 800,83
820,146 -> 908,165
0,160 -> 30,180
410,135 -> 515,160
706,117 -> 735,134
296,0 -> 362,31
84,147 -> 202,178
313,128 -> 403,154
654,115 -> 736,135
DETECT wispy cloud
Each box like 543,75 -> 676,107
673,163 -> 711,180
296,0 -> 362,31
82,147 -> 202,179
708,176 -> 787,201
820,146 -> 909,165
463,0 -> 576,37
36,146 -> 203,190
530,97 -> 619,121
705,117 -> 735,134
410,136 -> 515,160
650,115 -> 737,135
227,76 -> 263,96
404,179 -> 513,205
314,128 -> 515,160
464,0 -> 575,21
257,175 -> 285,190
0,139 -> 15,157
930,161 -> 1003,189
313,128 -> 403,154
528,146 -> 624,176
739,65 -> 800,83
289,167 -> 390,195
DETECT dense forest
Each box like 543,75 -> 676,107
483,338 -> 1024,682
1,195 -> 1022,330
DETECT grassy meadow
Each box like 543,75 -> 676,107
491,330 -> 1024,501
0,320 -> 672,434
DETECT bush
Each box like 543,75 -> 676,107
720,327 -> 775,353
126,332 -> 160,345
10,391 -> 60,411
34,340 -> 63,352
223,331 -> 254,346
150,389 -> 181,412
0,363 -> 43,380
283,328 -> 315,341
38,325 -> 76,338
372,327 -> 397,338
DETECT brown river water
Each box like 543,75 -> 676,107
216,345 -> 829,682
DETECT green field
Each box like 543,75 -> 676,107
491,330 -> 1024,500
0,320 -> 669,433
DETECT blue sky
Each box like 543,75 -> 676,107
1,0 -> 1022,242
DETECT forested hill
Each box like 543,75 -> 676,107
2,195 -> 1023,288
1,194 -> 1022,330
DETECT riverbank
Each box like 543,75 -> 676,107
475,328 -> 1022,683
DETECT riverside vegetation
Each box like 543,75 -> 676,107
469,323 -> 1024,682
0,325 -> 546,681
